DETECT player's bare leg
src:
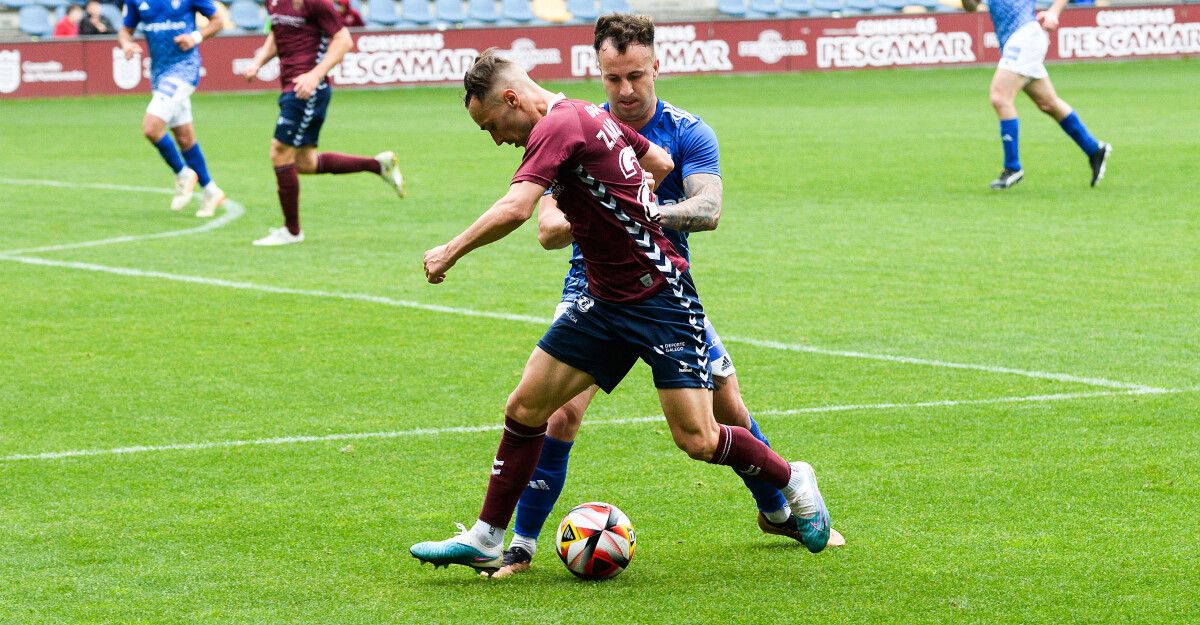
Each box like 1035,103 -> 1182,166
411,348 -> 597,574
989,68 -> 1028,190
142,113 -> 198,211
659,387 -> 833,553
1024,76 -> 1111,186
490,387 -> 596,579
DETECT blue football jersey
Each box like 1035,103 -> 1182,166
561,99 -> 721,301
124,0 -> 217,89
987,0 -> 1037,48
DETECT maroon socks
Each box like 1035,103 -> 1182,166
273,164 -> 301,235
479,418 -> 548,529
708,424 -> 792,489
316,152 -> 381,175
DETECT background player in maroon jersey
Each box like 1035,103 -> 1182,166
241,0 -> 404,246
409,50 -> 833,574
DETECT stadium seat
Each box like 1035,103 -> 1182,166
716,0 -> 747,17
36,0 -> 68,9
2,0 -> 37,9
499,0 -> 533,24
466,0 -> 499,24
365,0 -> 400,27
400,0 -> 434,26
435,0 -> 466,26
778,0 -> 810,15
875,0 -> 908,12
532,0 -> 570,23
597,0 -> 629,12
228,0 -> 262,30
746,0 -> 780,17
18,4 -> 52,36
566,0 -> 597,23
808,0 -> 845,14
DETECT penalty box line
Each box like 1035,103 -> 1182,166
1,387 -> 1192,463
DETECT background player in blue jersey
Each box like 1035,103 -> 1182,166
119,0 -> 226,216
964,0 -> 1111,189
489,14 -> 843,579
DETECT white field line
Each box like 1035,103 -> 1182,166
0,177 -> 1164,392
0,179 -> 246,255
2,387 -> 1191,463
0,254 -> 1160,390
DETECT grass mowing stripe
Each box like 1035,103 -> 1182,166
0,252 -> 1156,389
4,387 -> 1191,462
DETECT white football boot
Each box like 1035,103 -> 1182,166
375,151 -> 405,198
784,461 -> 833,553
252,227 -> 304,246
171,168 -> 198,211
196,184 -> 226,218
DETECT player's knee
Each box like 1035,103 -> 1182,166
674,430 -> 718,461
989,90 -> 1010,111
546,406 -> 582,441
504,392 -> 548,428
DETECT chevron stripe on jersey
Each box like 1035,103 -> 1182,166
573,165 -> 710,384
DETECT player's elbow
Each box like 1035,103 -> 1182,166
537,223 -> 571,250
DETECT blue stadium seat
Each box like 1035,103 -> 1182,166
809,0 -> 845,14
499,0 -> 533,23
566,0 -> 597,22
2,0 -> 37,9
99,2 -> 122,27
844,0 -> 876,12
779,0 -> 810,15
597,0 -> 628,12
467,0 -> 499,24
716,0 -> 747,17
435,0 -> 466,25
18,4 -> 52,36
365,0 -> 400,26
229,0 -> 263,30
746,0 -> 780,17
36,0 -> 68,9
400,0 -> 434,26
875,0 -> 908,12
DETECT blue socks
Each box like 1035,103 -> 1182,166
1000,118 -> 1021,171
1058,111 -> 1100,157
153,134 -> 186,174
182,143 -> 213,187
512,435 -> 573,540
738,415 -> 789,515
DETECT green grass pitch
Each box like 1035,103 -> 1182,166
1,58 -> 1198,624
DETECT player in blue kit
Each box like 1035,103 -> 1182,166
118,0 -> 226,216
963,0 -> 1111,189
489,14 -> 843,579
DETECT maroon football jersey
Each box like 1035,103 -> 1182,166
513,97 -> 689,303
266,0 -> 344,92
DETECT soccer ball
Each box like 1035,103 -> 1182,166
556,502 -> 636,580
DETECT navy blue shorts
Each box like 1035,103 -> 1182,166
274,86 -> 331,148
538,273 -> 714,393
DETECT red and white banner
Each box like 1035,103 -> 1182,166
1,4 -> 1196,98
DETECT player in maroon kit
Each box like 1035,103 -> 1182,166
240,0 -> 404,246
409,50 -> 834,574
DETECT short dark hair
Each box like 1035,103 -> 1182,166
592,13 -> 655,54
463,48 -> 514,108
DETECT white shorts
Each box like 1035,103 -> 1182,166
998,21 -> 1049,80
146,77 -> 195,128
552,301 -> 737,378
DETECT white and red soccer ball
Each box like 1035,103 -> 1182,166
556,502 -> 635,580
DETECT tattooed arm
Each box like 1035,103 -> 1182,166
655,173 -> 723,232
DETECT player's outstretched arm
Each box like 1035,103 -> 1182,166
536,194 -> 573,250
657,173 -> 723,233
175,4 -> 224,52
117,27 -> 139,59
424,181 -> 547,284
243,32 -> 277,81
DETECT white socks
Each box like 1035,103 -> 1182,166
469,519 -> 504,549
509,533 -> 537,557
763,507 -> 791,524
